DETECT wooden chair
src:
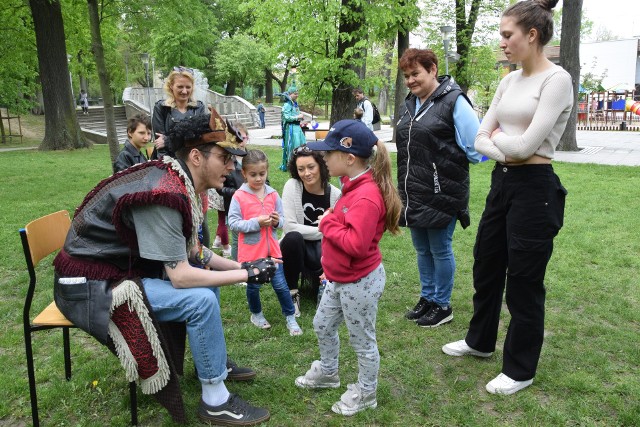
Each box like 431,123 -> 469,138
314,130 -> 329,140
145,145 -> 155,159
20,211 -> 138,426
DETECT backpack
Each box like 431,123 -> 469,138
364,97 -> 381,124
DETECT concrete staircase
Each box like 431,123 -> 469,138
263,106 -> 282,127
77,105 -> 128,144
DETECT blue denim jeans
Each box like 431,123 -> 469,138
410,216 -> 457,307
141,278 -> 227,384
246,263 -> 295,316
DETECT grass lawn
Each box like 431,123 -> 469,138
0,144 -> 638,426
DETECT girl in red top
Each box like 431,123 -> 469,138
294,120 -> 401,416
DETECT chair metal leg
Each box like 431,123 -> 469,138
129,381 -> 138,426
25,330 -> 40,427
63,327 -> 71,380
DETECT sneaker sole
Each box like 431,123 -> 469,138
417,313 -> 453,328
441,344 -> 493,358
295,376 -> 340,389
198,412 -> 270,426
486,379 -> 533,395
331,400 -> 377,416
226,371 -> 257,381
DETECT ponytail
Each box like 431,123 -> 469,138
369,141 -> 402,235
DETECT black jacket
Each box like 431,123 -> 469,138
113,141 -> 147,173
395,76 -> 472,229
151,100 -> 206,158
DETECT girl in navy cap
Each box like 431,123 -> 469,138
295,120 -> 402,416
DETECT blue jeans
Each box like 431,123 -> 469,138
141,278 -> 227,384
410,216 -> 457,307
246,263 -> 295,316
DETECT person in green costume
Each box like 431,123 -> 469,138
280,84 -> 307,170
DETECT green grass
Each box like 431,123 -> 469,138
1,145 -> 639,426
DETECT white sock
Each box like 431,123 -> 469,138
201,381 -> 230,407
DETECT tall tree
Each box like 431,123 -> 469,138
330,0 -> 367,123
87,0 -> 119,167
558,0 -> 582,151
29,0 -> 87,150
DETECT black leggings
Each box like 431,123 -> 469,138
280,231 -> 323,291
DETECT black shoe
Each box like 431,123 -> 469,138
405,297 -> 433,320
226,358 -> 257,381
198,395 -> 270,426
416,305 -> 453,327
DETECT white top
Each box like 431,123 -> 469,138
475,65 -> 573,163
281,178 -> 341,241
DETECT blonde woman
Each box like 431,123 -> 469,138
152,66 -> 206,159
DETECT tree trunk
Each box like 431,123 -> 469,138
225,79 -> 237,96
265,69 -> 273,103
378,38 -> 395,116
29,0 -> 86,150
558,0 -> 582,152
392,29 -> 410,141
87,0 -> 119,168
454,0 -> 481,94
330,0 -> 366,125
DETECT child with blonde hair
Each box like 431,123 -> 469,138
228,149 -> 303,336
295,120 -> 401,415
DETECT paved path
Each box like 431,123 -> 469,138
3,125 -> 639,166
247,125 -> 640,167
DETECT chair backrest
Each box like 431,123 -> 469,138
21,210 -> 71,268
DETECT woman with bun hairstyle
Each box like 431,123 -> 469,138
442,0 -> 573,395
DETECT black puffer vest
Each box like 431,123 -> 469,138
395,76 -> 472,229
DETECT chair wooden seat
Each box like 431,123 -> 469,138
32,301 -> 73,327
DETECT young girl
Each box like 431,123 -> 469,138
294,120 -> 402,416
227,149 -> 303,336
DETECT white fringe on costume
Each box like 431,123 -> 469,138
108,279 -> 171,394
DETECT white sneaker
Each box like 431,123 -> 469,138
222,246 -> 232,258
286,315 -> 303,336
331,383 -> 377,416
295,360 -> 340,389
212,236 -> 222,249
442,339 -> 493,358
250,312 -> 271,329
486,373 -> 533,395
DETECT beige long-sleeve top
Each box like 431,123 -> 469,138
475,64 -> 573,163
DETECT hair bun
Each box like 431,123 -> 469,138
536,0 -> 559,11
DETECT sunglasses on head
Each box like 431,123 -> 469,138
293,145 -> 312,155
173,66 -> 195,75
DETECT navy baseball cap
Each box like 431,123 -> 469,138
306,120 -> 378,158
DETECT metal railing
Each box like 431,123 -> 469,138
122,87 -> 258,127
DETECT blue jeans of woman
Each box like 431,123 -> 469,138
246,262 -> 295,316
141,278 -> 227,384
409,215 -> 457,308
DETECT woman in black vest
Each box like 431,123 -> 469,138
396,48 -> 482,328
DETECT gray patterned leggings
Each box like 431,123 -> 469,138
313,263 -> 385,394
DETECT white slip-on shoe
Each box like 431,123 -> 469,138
486,373 -> 533,395
442,339 -> 493,357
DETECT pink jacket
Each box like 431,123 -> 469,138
227,183 -> 284,263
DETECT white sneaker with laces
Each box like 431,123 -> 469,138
250,312 -> 271,329
212,236 -> 222,249
286,315 -> 303,336
486,373 -> 533,395
222,246 -> 232,258
295,360 -> 340,389
442,339 -> 493,358
331,383 -> 377,416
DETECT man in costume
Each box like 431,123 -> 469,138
53,108 -> 276,425
280,84 -> 307,170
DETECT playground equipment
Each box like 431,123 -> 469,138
626,99 -> 640,116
